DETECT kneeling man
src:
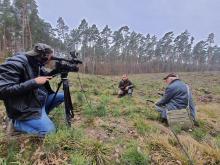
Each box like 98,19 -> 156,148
155,73 -> 197,124
118,74 -> 134,97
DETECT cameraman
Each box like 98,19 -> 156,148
0,43 -> 64,136
118,74 -> 134,97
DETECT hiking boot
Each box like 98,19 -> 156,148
159,118 -> 168,125
118,94 -> 124,98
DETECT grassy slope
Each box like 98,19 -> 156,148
0,72 -> 220,165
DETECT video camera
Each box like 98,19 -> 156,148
49,51 -> 83,126
51,51 -> 82,74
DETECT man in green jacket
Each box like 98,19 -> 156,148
118,74 -> 134,97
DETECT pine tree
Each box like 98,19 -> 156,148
192,40 -> 208,67
206,33 -> 214,65
56,17 -> 69,42
77,19 -> 89,60
174,30 -> 193,64
100,25 -> 112,58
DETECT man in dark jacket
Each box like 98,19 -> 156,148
155,73 -> 197,123
0,43 -> 64,136
118,74 -> 134,97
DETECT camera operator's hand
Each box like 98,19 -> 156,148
34,76 -> 52,85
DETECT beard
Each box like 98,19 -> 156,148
34,55 -> 49,65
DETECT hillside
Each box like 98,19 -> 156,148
0,72 -> 220,164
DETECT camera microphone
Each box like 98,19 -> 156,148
52,56 -> 83,64
51,56 -> 61,61
51,56 -> 69,62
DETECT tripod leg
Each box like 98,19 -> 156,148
63,79 -> 74,127
46,81 -> 63,113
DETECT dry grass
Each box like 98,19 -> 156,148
197,103 -> 220,121
148,133 -> 220,164
0,72 -> 220,164
179,134 -> 220,164
148,134 -> 188,164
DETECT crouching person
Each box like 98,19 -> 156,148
0,43 -> 64,137
118,74 -> 134,98
155,73 -> 197,125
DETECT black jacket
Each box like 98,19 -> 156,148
0,54 -> 54,120
118,79 -> 133,91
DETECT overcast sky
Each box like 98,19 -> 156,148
36,0 -> 219,44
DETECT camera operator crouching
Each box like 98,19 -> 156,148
0,43 -> 64,137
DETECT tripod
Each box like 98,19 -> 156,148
48,72 -> 74,127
